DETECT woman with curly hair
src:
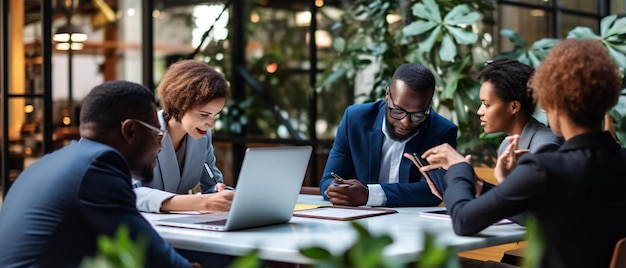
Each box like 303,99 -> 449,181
134,59 -> 234,214
420,39 -> 626,267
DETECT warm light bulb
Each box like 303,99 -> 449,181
24,104 -> 34,113
62,116 -> 72,125
266,63 -> 278,73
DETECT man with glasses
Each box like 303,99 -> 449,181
320,63 -> 458,207
0,81 -> 196,267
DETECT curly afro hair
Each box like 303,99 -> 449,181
530,39 -> 621,129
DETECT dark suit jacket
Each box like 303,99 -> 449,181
0,139 -> 189,267
320,100 -> 458,206
444,131 -> 626,268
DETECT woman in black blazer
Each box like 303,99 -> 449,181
418,39 -> 626,267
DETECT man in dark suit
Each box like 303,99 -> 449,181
0,81 -> 192,267
320,63 -> 458,207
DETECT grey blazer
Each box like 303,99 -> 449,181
134,110 -> 223,212
498,117 -> 563,155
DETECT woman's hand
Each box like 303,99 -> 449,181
403,153 -> 442,199
420,143 -> 471,171
494,135 -> 528,183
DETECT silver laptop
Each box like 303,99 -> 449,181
155,145 -> 312,231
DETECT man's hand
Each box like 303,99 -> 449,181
324,178 -> 368,206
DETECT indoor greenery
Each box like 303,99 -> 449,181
317,0 -> 500,165
299,221 -> 458,268
496,14 -> 626,144
80,225 -> 148,268
318,0 -> 626,166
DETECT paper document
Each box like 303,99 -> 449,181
293,206 -> 396,221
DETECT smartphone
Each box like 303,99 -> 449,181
412,153 -> 445,198
412,153 -> 429,168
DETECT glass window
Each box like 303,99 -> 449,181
502,0 -> 552,7
561,0 -> 597,13
497,5 -> 553,52
561,14 -> 598,38
611,1 -> 626,14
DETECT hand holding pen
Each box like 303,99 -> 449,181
325,172 -> 368,206
330,172 -> 351,188
204,163 -> 234,192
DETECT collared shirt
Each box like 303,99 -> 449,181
366,117 -> 418,206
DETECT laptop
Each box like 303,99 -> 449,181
155,145 -> 312,231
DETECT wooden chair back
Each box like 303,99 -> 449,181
610,237 -> 626,268
473,166 -> 498,185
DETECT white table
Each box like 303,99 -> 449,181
143,194 -> 526,265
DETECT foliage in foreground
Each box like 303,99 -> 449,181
80,225 -> 148,268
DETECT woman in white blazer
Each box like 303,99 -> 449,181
134,60 -> 234,213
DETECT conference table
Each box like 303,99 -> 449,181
143,194 -> 526,265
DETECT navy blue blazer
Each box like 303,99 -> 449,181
0,139 -> 189,267
444,131 -> 626,267
320,100 -> 458,206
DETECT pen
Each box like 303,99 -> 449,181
330,172 -> 350,188
330,172 -> 344,180
204,162 -> 219,185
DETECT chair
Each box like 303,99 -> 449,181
610,237 -> 626,268
300,186 -> 320,195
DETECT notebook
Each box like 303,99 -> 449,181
155,145 -> 312,231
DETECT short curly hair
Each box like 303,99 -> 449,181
530,39 -> 621,129
157,60 -> 230,122
478,58 -> 535,117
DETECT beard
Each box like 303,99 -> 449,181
385,117 -> 420,141
133,163 -> 155,183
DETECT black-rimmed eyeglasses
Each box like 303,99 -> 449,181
387,90 -> 430,123
122,119 -> 167,143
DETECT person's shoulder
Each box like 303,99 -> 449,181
531,124 -> 562,144
343,100 -> 384,118
73,139 -> 128,168
429,111 -> 457,129
345,100 -> 383,112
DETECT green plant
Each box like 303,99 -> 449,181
497,14 -> 626,144
80,225 -> 148,268
227,249 -> 263,268
299,221 -> 457,268
522,216 -> 544,268
318,0 -> 501,165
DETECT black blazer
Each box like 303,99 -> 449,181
444,131 -> 626,268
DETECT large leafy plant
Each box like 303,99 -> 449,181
497,15 -> 626,144
319,0 -> 499,165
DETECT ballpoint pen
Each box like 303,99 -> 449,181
205,162 -> 235,191
204,162 -> 219,185
330,172 -> 344,180
330,172 -> 350,188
